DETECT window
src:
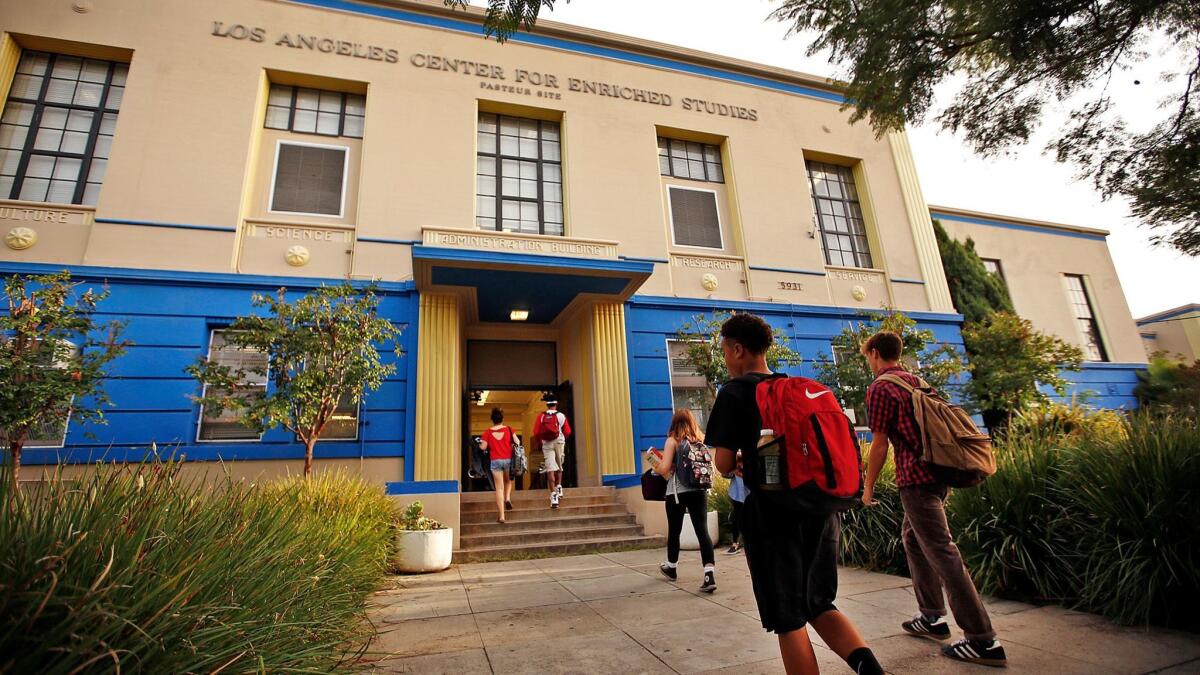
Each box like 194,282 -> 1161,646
980,258 -> 1003,279
667,340 -> 714,427
0,51 -> 127,205
476,112 -> 563,236
658,137 -> 724,182
831,346 -> 867,426
807,161 -> 873,269
1063,275 -> 1108,361
0,338 -> 75,447
264,85 -> 364,138
314,393 -> 359,441
197,331 -> 268,442
268,141 -> 348,217
667,186 -> 722,249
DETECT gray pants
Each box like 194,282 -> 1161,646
899,484 -> 995,641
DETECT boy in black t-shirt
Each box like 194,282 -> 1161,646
707,314 -> 882,675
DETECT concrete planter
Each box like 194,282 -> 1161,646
680,511 -> 720,550
393,527 -> 453,573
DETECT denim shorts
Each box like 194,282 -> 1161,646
490,459 -> 512,472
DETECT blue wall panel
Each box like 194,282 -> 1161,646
1045,363 -> 1144,410
3,263 -> 417,469
624,295 -> 968,457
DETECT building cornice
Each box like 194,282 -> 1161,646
1136,304 -> 1200,325
930,205 -> 1110,239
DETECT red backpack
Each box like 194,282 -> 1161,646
754,375 -> 863,511
536,411 -> 562,442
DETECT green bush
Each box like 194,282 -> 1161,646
709,474 -> 732,544
842,412 -> 1200,628
0,463 -> 396,673
1065,413 -> 1200,626
840,461 -> 908,575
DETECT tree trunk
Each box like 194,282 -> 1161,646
9,441 -> 22,489
303,439 -> 316,478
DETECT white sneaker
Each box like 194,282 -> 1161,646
550,492 -> 559,509
556,484 -> 564,498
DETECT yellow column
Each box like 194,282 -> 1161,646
591,302 -> 636,476
1183,317 -> 1200,361
886,130 -> 955,312
414,294 -> 462,482
232,71 -> 270,271
0,34 -> 22,107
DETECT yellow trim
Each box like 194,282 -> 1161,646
721,138 -> 753,295
232,72 -> 270,271
850,161 -> 895,303
414,294 -> 462,482
1182,318 -> 1200,361
576,318 -> 597,479
886,131 -> 954,312
264,69 -> 368,95
591,303 -> 635,476
0,33 -> 21,112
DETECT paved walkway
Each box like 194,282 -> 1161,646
363,548 -> 1200,674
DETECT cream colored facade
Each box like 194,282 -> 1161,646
0,0 -> 1149,528
1138,304 -> 1200,362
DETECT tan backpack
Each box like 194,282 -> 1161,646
878,374 -> 996,487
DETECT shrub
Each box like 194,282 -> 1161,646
1065,412 -> 1200,626
948,424 -> 1079,602
708,473 -> 732,543
1134,355 -> 1200,414
1006,402 -> 1127,442
0,462 -> 394,673
840,461 -> 908,575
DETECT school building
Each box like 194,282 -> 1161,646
1137,304 -> 1200,362
0,0 -> 1148,545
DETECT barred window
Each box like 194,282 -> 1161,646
265,85 -> 364,138
269,142 -> 347,217
0,338 -> 76,447
476,113 -> 563,236
312,393 -> 359,441
807,161 -> 873,269
1063,275 -> 1108,361
667,340 -> 713,427
197,331 -> 267,442
0,51 -> 127,205
658,137 -> 724,182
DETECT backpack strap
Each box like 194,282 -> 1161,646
879,373 -> 933,392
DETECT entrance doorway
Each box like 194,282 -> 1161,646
461,383 -> 576,493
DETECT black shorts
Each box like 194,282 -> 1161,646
741,491 -> 840,634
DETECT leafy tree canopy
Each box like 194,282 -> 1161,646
674,311 -> 803,402
934,219 -> 1014,324
188,284 -> 401,477
0,272 -> 127,485
444,0 -> 562,41
960,310 -> 1084,431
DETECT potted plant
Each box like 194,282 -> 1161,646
392,501 -> 452,573
680,474 -> 725,550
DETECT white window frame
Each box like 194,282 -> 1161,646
665,338 -> 713,426
8,338 -> 76,449
196,329 -> 267,444
266,139 -> 350,219
665,184 -> 725,251
310,396 -> 361,443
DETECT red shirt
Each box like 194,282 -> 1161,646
484,426 -> 514,460
866,367 -> 937,488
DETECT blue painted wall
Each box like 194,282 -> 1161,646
2,263 -> 416,469
624,295 -> 968,472
1046,363 -> 1143,410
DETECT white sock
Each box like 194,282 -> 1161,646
664,561 -> 677,569
704,564 -> 715,574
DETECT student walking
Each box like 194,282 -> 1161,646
478,406 -> 515,524
651,408 -> 717,593
862,330 -> 1006,667
724,472 -> 747,555
707,313 -> 883,675
534,398 -> 571,509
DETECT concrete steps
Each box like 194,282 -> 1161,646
453,487 -> 662,563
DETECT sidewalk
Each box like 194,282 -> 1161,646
364,548 -> 1200,674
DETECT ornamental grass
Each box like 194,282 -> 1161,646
0,463 -> 396,673
841,408 -> 1200,628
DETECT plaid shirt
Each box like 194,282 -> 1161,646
866,366 -> 937,488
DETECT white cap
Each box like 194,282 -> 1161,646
760,429 -> 774,436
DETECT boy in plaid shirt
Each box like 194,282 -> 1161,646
862,330 -> 1007,668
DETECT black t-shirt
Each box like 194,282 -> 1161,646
704,372 -> 782,489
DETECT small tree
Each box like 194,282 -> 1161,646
813,309 -> 965,422
960,311 -> 1084,432
673,311 -> 803,406
1133,354 -> 1200,415
188,284 -> 401,477
0,272 -> 127,485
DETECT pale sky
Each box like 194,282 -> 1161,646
472,0 -> 1198,318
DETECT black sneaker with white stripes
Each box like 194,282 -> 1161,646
942,638 -> 1007,667
901,614 -> 950,641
